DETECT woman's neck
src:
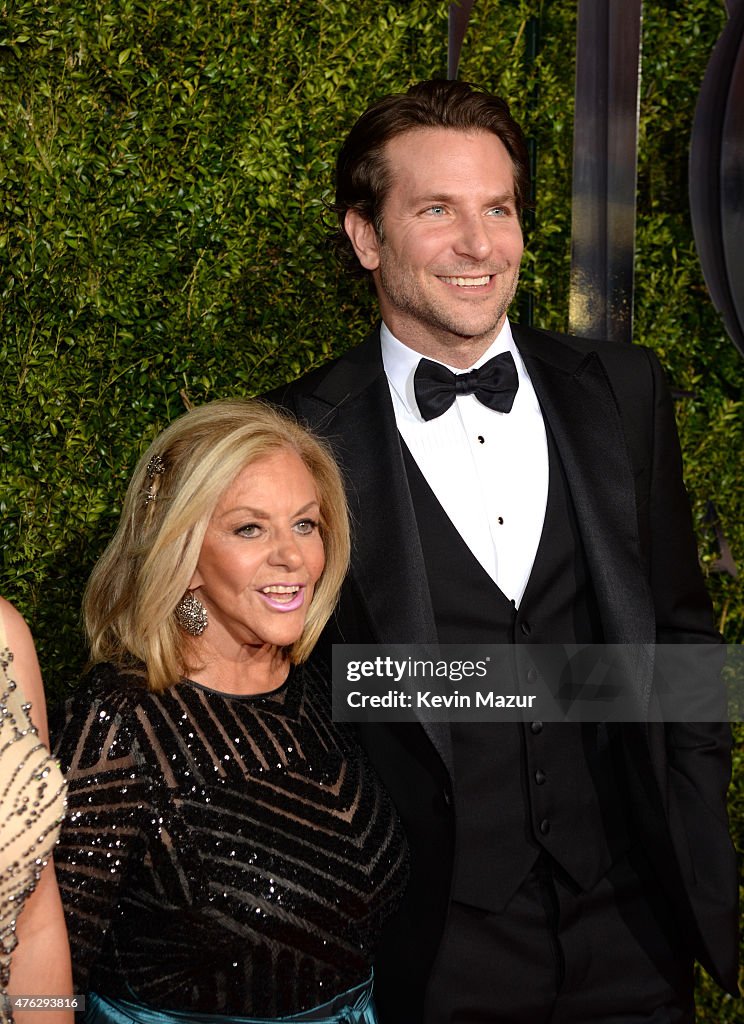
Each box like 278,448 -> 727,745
184,641 -> 290,696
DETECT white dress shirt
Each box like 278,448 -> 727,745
381,319 -> 549,607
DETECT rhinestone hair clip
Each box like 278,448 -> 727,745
143,454 -> 166,507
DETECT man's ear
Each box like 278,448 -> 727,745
344,209 -> 381,271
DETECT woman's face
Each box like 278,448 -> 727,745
190,448 -> 325,655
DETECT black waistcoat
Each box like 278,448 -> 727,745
402,431 -> 629,912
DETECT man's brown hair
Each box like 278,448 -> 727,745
331,79 -> 531,276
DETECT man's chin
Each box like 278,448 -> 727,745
431,314 -> 510,347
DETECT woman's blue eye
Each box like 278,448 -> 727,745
236,524 -> 260,537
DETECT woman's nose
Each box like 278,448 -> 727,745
267,533 -> 303,569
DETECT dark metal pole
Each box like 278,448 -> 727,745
448,1 -> 477,80
689,0 -> 744,358
569,0 -> 643,343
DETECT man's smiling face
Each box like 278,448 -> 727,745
345,127 -> 524,368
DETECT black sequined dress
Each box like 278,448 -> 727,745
53,661 -> 408,1018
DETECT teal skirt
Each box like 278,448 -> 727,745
85,976 -> 377,1024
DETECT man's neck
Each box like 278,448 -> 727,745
380,317 -> 512,371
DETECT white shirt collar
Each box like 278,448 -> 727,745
380,318 -> 521,418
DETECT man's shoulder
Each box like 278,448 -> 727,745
513,324 -> 667,410
263,325 -> 383,412
264,356 -> 341,406
513,322 -> 659,374
515,323 -> 654,364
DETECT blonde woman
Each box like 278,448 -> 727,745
0,598 -> 72,1024
54,400 -> 408,1024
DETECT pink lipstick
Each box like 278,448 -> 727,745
258,584 -> 306,612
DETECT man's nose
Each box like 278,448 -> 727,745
453,214 -> 493,260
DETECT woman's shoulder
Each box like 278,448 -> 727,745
54,662 -> 166,772
0,596 -> 40,674
0,596 -> 53,741
0,594 -> 30,636
74,660 -> 151,708
55,662 -> 157,746
87,659 -> 150,691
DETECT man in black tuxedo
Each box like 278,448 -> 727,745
271,80 -> 738,1023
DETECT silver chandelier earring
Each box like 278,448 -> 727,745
174,591 -> 208,636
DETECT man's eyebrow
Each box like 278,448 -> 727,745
408,191 -> 517,206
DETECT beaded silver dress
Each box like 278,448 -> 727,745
0,615 -> 67,1023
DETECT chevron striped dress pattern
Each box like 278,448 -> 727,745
52,661 -> 408,1018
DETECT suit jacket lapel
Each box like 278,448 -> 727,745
293,331 -> 437,645
290,331 -> 453,770
514,325 -> 657,711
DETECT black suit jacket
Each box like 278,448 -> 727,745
270,323 -> 739,1010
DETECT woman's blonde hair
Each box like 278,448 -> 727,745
84,400 -> 350,691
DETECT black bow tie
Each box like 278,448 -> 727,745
413,351 -> 519,421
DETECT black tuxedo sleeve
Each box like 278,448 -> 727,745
638,347 -> 738,992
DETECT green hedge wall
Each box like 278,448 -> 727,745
1,0 -> 741,1013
